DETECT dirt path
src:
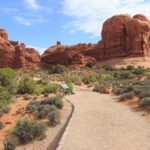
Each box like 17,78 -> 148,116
57,86 -> 150,150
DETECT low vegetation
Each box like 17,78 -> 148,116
0,64 -> 150,149
12,118 -> 46,144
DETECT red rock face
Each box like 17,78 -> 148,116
42,14 -> 150,67
1,14 -> 150,69
0,29 -> 40,69
41,43 -> 96,68
99,14 -> 150,58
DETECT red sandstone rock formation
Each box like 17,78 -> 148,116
0,29 -> 40,69
41,43 -> 96,67
99,14 -> 150,58
1,13 -> 150,69
42,14 -> 150,67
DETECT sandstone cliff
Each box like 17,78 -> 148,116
1,14 -> 150,68
42,14 -> 150,67
0,29 -> 40,69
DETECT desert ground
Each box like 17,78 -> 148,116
1,61 -> 150,150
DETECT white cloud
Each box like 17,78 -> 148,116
61,0 -> 150,36
27,45 -> 46,54
24,0 -> 42,10
14,15 -> 46,26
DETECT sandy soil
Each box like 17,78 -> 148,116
96,56 -> 150,68
16,99 -> 72,150
0,93 -> 72,150
58,86 -> 150,150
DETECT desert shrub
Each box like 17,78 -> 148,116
50,65 -> 68,74
48,107 -> 60,126
70,75 -> 82,86
133,67 -> 145,75
81,74 -> 96,85
26,101 -> 40,113
93,83 -> 111,94
36,79 -> 47,85
13,118 -> 46,144
96,74 -> 112,82
0,121 -> 4,129
113,88 -> 125,95
0,107 -> 11,117
133,87 -> 142,95
126,65 -> 134,70
113,84 -> 134,95
103,66 -> 116,71
18,78 -> 36,94
37,105 -> 56,119
0,86 -> 12,108
119,92 -> 135,101
43,83 -> 59,94
66,80 -> 73,94
0,68 -> 17,94
4,139 -> 17,150
41,95 -> 63,109
63,74 -> 74,93
113,71 -> 135,79
138,91 -> 150,98
140,97 -> 150,106
34,89 -> 41,96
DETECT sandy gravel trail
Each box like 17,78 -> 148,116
57,86 -> 150,150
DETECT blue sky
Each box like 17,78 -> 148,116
0,0 -> 150,53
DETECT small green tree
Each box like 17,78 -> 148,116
0,86 -> 12,108
0,68 -> 17,93
18,78 -> 36,94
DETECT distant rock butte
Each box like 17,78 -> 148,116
1,14 -> 150,68
0,29 -> 40,69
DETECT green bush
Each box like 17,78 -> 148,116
0,86 -> 12,108
103,66 -> 116,71
113,71 -> 135,79
139,91 -> 150,98
113,88 -> 125,95
0,107 -> 11,117
81,74 -> 96,85
41,95 -> 63,109
0,121 -> 4,129
119,92 -> 135,101
53,98 -> 63,109
13,118 -> 46,144
37,105 -> 57,119
26,101 -> 40,113
4,139 -> 17,150
126,65 -> 134,70
34,89 -> 41,96
93,83 -> 111,94
50,65 -> 67,74
66,81 -> 73,94
18,78 -> 36,94
43,83 -> 59,94
133,67 -> 145,75
0,68 -> 17,94
140,97 -> 150,106
48,107 -> 60,126
70,75 -> 82,86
